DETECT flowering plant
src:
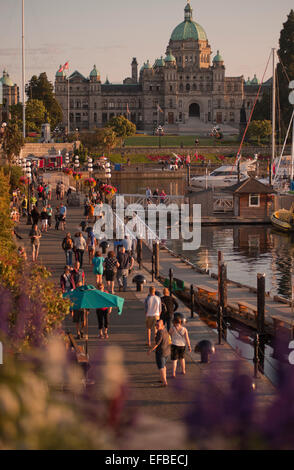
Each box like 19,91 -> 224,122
84,178 -> 96,188
19,176 -> 29,185
63,168 -> 73,175
72,172 -> 82,181
100,184 -> 117,196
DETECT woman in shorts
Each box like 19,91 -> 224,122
92,250 -> 104,285
169,317 -> 191,378
103,251 -> 119,294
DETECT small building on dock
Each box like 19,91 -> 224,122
224,178 -> 275,220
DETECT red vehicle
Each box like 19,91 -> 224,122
39,155 -> 63,170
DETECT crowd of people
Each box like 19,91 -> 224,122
145,187 -> 167,204
13,172 -> 193,387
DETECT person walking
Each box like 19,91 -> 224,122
161,288 -> 179,332
169,317 -> 192,378
71,261 -> 85,287
96,283 -> 112,339
56,182 -> 61,200
92,250 -> 104,285
59,203 -> 67,231
60,266 -> 75,293
40,207 -> 48,232
47,204 -> 53,228
55,206 -> 60,230
74,232 -> 87,268
31,205 -> 40,227
144,287 -> 162,347
87,228 -> 96,264
29,224 -> 42,262
103,251 -> 119,294
116,246 -> 134,292
62,232 -> 74,266
148,319 -> 170,387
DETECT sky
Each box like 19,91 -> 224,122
0,0 -> 293,95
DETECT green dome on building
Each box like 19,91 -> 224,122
251,74 -> 259,85
154,56 -> 165,68
55,65 -> 65,78
0,70 -> 14,87
165,51 -> 176,63
213,51 -> 223,63
170,2 -> 207,42
90,65 -> 100,77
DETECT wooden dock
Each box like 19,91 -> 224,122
142,244 -> 294,340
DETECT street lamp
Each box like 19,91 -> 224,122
105,161 -> 111,182
88,157 -> 93,177
65,152 -> 70,168
156,125 -> 164,148
74,155 -> 80,193
26,159 -> 32,225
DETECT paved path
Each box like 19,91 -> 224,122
15,182 -> 276,430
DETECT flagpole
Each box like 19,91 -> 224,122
67,72 -> 70,135
22,0 -> 26,138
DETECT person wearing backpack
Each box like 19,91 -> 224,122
62,233 -> 74,266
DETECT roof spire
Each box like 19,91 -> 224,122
184,1 -> 193,21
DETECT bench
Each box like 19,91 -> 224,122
196,285 -> 218,301
163,278 -> 185,292
67,332 -> 89,368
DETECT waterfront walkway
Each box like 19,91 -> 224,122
15,190 -> 276,434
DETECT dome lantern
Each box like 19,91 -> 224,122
170,1 -> 207,42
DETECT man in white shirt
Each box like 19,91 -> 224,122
145,286 -> 162,347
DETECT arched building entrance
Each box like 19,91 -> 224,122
189,103 -> 200,117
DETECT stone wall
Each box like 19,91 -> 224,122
114,145 -> 292,156
20,142 -> 79,158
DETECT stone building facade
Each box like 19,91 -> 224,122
0,70 -> 19,123
55,1 -> 260,134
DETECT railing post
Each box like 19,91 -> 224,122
217,306 -> 223,345
137,238 -> 143,270
219,262 -> 227,314
190,284 -> 195,318
257,273 -> 265,335
153,241 -> 160,279
253,333 -> 260,378
151,255 -> 155,282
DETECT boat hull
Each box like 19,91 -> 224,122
270,212 -> 294,232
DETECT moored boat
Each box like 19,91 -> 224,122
271,208 -> 294,232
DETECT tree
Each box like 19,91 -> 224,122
277,10 -> 294,133
1,122 -> 24,164
25,99 -> 48,132
247,120 -> 272,144
106,115 -> 136,145
26,73 -> 63,130
95,128 -> 117,156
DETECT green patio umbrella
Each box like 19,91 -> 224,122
63,285 -> 124,314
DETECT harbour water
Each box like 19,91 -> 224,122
167,225 -> 294,300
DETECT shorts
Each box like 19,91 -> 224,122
88,246 -> 95,253
105,270 -> 115,282
171,345 -> 186,360
155,353 -> 168,370
72,309 -> 84,323
146,316 -> 160,329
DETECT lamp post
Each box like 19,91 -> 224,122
88,157 -> 93,177
289,81 -> 294,184
156,125 -> 164,148
105,161 -> 111,183
74,155 -> 80,193
26,159 -> 32,224
65,152 -> 70,168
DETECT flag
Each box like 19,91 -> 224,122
126,104 -> 130,116
157,104 -> 164,113
58,62 -> 69,73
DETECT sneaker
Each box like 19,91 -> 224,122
99,333 -> 104,339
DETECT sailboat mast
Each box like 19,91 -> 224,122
22,0 -> 26,138
271,48 -> 276,185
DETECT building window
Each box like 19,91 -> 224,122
179,100 -> 182,108
109,101 -> 115,109
186,83 -> 190,92
193,83 -> 197,91
179,83 -> 184,92
249,194 -> 260,207
149,85 -> 152,91
170,85 -> 173,92
94,112 -> 97,122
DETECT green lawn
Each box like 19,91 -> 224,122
124,135 -> 239,147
